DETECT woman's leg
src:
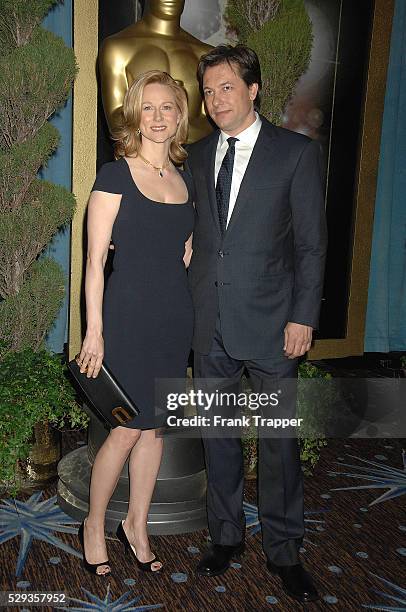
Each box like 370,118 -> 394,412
123,428 -> 164,569
84,426 -> 141,574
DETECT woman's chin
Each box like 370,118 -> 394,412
143,131 -> 172,144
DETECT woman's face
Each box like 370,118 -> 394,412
139,83 -> 180,144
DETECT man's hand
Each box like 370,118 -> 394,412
283,322 -> 313,359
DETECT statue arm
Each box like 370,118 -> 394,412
99,39 -> 129,135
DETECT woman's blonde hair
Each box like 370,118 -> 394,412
112,70 -> 188,164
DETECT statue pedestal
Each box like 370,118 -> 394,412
57,417 -> 207,534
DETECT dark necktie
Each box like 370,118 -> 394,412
216,137 -> 238,235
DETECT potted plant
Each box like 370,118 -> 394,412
296,361 -> 333,475
0,347 -> 89,495
0,0 -> 80,494
241,362 -> 334,477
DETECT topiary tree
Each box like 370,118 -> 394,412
0,1 -> 88,494
225,0 -> 313,124
0,0 -> 78,358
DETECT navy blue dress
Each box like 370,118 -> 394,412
92,157 -> 194,429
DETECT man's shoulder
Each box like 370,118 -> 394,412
260,117 -> 311,149
187,130 -> 218,153
186,131 -> 218,166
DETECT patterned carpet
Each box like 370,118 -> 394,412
0,432 -> 405,611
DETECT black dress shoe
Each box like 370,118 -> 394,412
267,560 -> 319,603
196,542 -> 245,577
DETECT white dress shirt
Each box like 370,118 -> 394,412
214,112 -> 262,227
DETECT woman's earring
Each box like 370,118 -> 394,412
136,128 -> 141,136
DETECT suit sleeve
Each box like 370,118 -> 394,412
183,154 -> 196,202
289,139 -> 328,329
183,148 -> 193,177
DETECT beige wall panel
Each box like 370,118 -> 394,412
69,0 -> 98,359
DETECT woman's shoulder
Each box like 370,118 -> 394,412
97,157 -> 127,177
92,158 -> 128,194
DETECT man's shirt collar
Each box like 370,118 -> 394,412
218,112 -> 262,149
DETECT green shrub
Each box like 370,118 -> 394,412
0,259 -> 66,356
242,361 -> 333,475
0,0 -> 59,51
0,0 -> 83,493
0,0 -> 78,352
0,348 -> 89,494
297,361 -> 333,474
225,0 -> 313,124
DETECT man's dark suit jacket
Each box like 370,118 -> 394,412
186,116 -> 328,360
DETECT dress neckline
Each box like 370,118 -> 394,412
122,157 -> 189,206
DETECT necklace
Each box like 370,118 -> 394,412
138,152 -> 170,178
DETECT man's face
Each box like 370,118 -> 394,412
202,62 -> 258,136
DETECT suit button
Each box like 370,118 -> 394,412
214,281 -> 218,287
218,250 -> 224,257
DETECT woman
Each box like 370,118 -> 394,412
77,70 -> 194,576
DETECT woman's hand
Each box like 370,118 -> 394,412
183,233 -> 193,268
78,332 -> 104,378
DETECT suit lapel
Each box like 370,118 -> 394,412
203,131 -> 221,236
225,121 -> 277,236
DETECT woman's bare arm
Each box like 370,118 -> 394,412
78,190 -> 121,377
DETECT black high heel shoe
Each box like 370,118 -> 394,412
78,519 -> 111,576
116,520 -> 162,572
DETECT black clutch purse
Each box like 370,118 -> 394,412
68,356 -> 140,429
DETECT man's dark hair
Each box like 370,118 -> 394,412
197,44 -> 262,111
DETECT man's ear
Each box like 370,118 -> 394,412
249,83 -> 259,102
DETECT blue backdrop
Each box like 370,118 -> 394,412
365,0 -> 406,352
41,0 -> 73,353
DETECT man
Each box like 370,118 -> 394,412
186,45 -> 327,603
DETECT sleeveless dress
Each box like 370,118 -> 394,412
92,157 -> 195,429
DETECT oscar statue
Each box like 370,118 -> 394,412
99,0 -> 213,143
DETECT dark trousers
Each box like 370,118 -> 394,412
194,318 -> 304,566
